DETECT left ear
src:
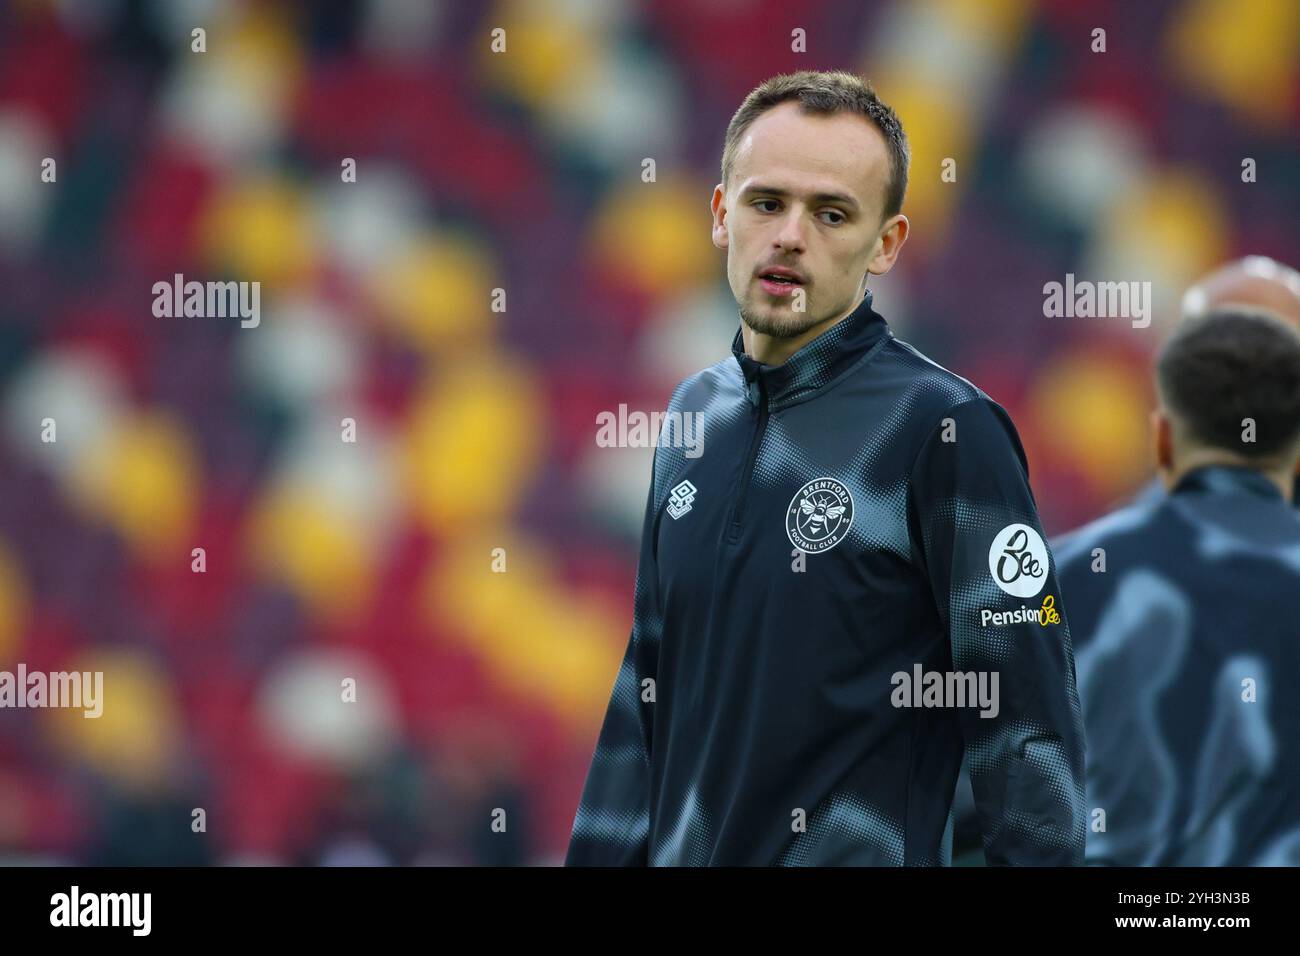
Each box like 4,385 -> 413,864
866,214 -> 909,277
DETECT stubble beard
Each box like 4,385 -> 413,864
738,295 -> 824,340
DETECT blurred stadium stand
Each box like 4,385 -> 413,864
0,0 -> 1297,864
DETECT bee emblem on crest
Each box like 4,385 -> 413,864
786,477 -> 854,553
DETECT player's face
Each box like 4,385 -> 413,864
711,101 -> 901,340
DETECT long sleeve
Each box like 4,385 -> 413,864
909,397 -> 1087,865
565,453 -> 663,866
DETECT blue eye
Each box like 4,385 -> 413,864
820,210 -> 845,225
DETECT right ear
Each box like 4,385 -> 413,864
710,183 -> 729,250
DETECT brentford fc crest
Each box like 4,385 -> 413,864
786,477 -> 854,553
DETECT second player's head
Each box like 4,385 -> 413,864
1181,256 -> 1300,329
710,70 -> 910,348
1154,308 -> 1300,498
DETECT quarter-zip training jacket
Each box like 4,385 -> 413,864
1055,465 -> 1300,865
566,290 -> 1087,866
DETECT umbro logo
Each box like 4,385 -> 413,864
667,480 -> 697,519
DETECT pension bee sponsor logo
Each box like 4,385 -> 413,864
980,594 -> 1061,628
988,522 -> 1049,597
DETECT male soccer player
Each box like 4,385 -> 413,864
1130,255 -> 1300,508
566,70 -> 1085,866
1054,309 -> 1300,865
951,257 -> 1300,863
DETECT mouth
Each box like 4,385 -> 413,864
757,268 -> 806,297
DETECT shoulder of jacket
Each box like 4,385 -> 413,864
665,355 -> 741,415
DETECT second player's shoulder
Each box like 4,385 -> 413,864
1053,500 -> 1163,577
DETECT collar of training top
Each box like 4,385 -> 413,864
729,289 -> 891,411
1172,464 -> 1286,502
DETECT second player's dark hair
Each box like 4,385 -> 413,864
1156,308 -> 1300,460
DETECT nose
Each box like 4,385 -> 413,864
774,206 -> 808,254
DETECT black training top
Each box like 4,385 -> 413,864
567,291 -> 1086,866
1057,465 -> 1300,865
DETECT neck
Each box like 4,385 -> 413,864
1163,449 -> 1297,502
741,298 -> 861,366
